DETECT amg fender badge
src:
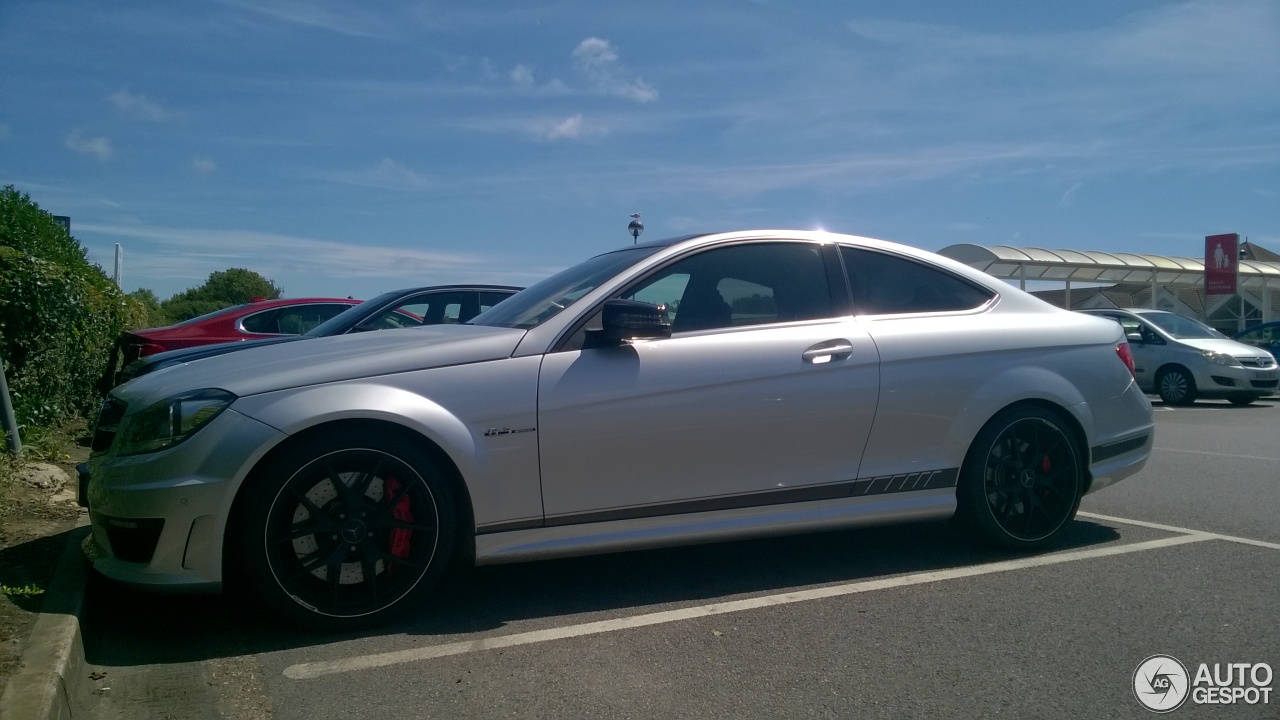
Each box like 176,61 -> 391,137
483,426 -> 536,437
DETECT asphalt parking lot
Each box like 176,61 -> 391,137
78,398 -> 1279,719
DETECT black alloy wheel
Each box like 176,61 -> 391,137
959,406 -> 1083,550
240,428 -> 455,629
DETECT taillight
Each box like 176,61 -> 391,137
1116,342 -> 1136,376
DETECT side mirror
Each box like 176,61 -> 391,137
1126,332 -> 1144,344
587,299 -> 671,347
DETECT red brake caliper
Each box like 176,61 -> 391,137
1039,455 -> 1052,497
384,476 -> 414,568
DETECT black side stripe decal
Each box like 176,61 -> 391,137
476,468 -> 959,536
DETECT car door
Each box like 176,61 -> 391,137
536,240 -> 880,522
1106,314 -> 1162,390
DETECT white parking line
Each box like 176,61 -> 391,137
1078,511 -> 1280,551
283,532 -> 1212,680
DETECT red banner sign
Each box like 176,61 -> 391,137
1205,233 -> 1239,295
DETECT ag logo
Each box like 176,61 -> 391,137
1134,655 -> 1190,713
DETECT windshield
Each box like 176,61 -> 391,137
304,293 -> 398,336
1144,312 -> 1224,339
471,246 -> 661,329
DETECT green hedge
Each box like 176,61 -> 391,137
0,186 -> 128,433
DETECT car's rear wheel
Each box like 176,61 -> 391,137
958,406 -> 1084,551
239,427 -> 455,630
1157,367 -> 1196,406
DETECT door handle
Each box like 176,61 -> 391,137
802,340 -> 854,364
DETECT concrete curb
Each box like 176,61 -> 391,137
0,521 -> 91,720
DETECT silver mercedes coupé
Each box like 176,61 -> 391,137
84,230 -> 1154,628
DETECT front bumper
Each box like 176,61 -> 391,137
1192,363 -> 1278,398
84,407 -> 286,590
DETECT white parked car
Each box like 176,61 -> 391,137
1079,308 -> 1278,406
83,231 -> 1153,628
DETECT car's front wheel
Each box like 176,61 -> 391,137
957,406 -> 1084,551
239,427 -> 456,630
1157,367 -> 1197,406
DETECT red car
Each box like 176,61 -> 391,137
117,297 -> 360,366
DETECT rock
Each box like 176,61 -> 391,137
14,462 -> 69,490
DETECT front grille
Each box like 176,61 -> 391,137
1240,356 -> 1276,369
91,397 -> 127,455
99,515 -> 165,563
1251,379 -> 1279,389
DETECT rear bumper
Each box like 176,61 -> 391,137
1084,380 -> 1154,495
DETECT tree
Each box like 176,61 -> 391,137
0,186 -> 127,429
160,268 -> 283,323
0,185 -> 93,269
125,288 -> 166,329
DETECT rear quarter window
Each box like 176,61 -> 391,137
840,246 -> 994,315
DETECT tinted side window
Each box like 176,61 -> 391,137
626,242 -> 834,333
478,291 -> 514,313
269,304 -> 353,334
240,309 -> 279,333
840,247 -> 993,315
363,291 -> 472,330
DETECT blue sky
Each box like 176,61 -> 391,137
1,0 -> 1277,301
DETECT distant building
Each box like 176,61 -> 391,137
940,240 -> 1280,335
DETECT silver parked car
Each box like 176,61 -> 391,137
1080,308 -> 1278,406
84,231 -> 1153,628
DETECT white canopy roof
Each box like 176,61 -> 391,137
939,244 -> 1280,290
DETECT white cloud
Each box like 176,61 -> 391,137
217,0 -> 388,38
66,131 -> 114,161
504,64 -> 570,96
529,114 -> 606,142
109,90 -> 170,122
1057,182 -> 1083,208
319,158 -> 429,191
572,37 -> 658,103
73,222 -> 548,295
192,157 -> 218,176
511,64 -> 535,87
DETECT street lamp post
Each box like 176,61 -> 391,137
628,213 -> 644,244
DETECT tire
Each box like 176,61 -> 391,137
1157,367 -> 1197,406
957,406 -> 1084,551
1228,395 -> 1260,407
238,427 -> 456,630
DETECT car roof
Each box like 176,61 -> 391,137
378,284 -> 523,295
242,297 -> 360,309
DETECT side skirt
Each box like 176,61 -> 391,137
474,488 -> 957,566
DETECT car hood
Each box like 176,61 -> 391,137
115,324 -> 527,408
1178,337 -> 1275,360
121,336 -> 305,383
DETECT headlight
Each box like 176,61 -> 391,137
1201,349 -> 1243,367
117,389 -> 237,456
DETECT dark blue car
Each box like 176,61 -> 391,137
113,284 -> 520,387
1233,321 -> 1280,360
